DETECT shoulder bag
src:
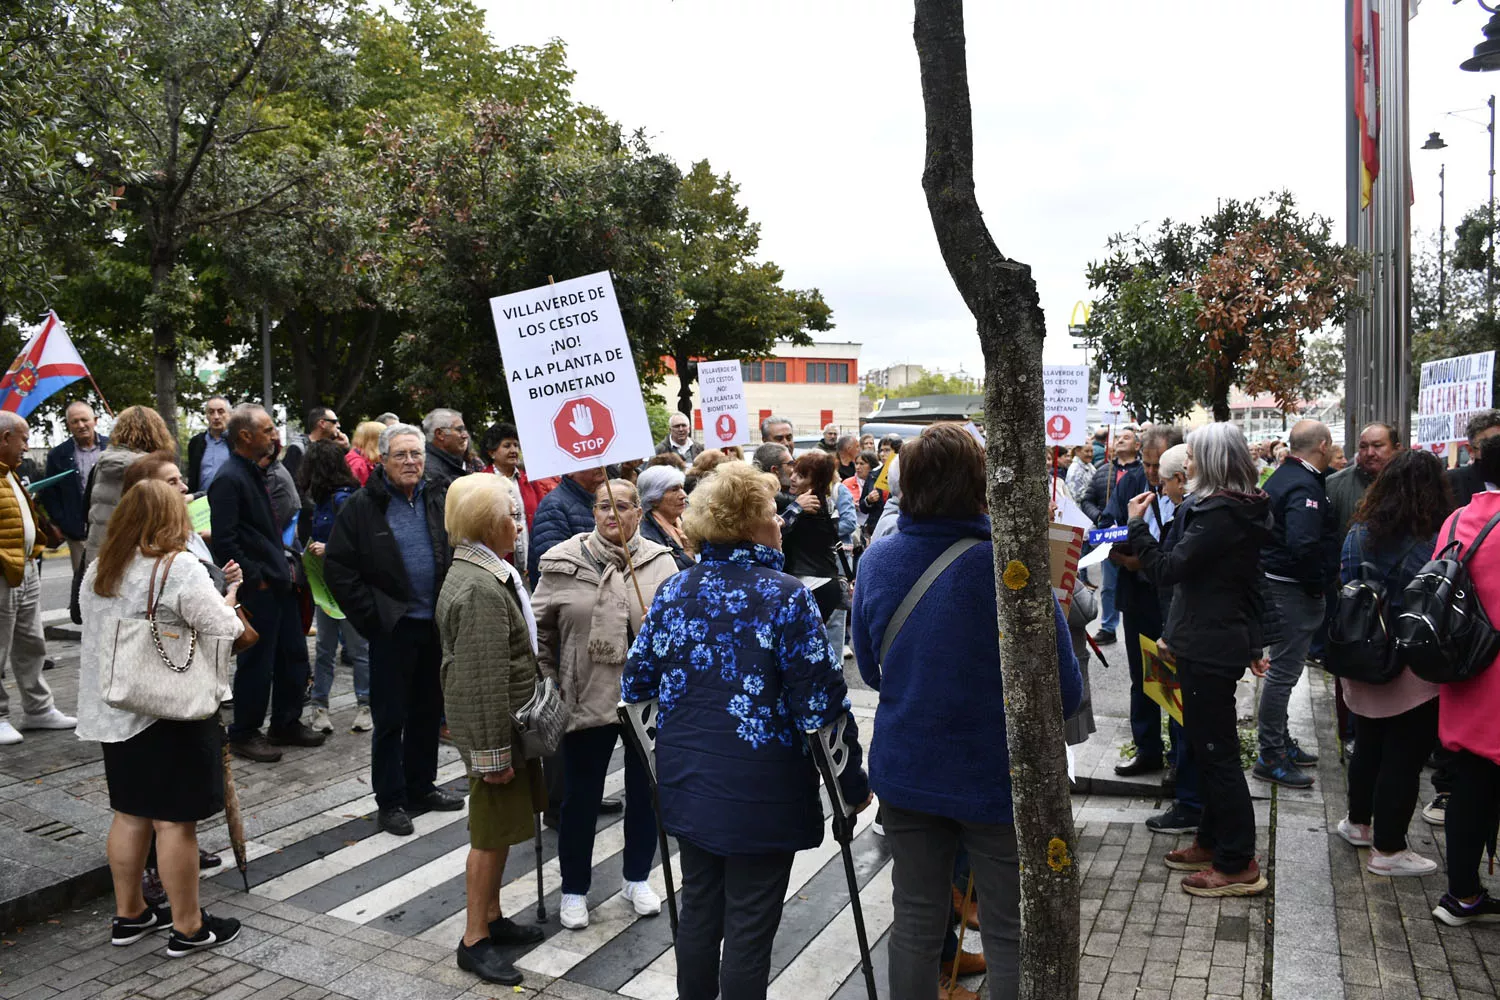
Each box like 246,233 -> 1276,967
99,553 -> 235,721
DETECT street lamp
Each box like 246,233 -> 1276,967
1421,133 -> 1448,327
1428,98 -> 1497,314
1460,6 -> 1500,73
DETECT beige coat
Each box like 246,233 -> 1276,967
533,532 -> 678,732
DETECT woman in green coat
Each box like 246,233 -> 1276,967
436,474 -> 547,986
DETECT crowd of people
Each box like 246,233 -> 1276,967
9,387 -> 1500,995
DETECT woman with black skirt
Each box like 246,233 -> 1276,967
77,479 -> 246,956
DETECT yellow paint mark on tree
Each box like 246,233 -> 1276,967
1047,837 -> 1072,872
1002,560 -> 1029,590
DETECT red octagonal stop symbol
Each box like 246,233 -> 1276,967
552,395 -> 616,464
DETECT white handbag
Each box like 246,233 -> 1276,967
98,553 -> 233,721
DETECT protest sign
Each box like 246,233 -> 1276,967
1415,350 -> 1495,449
1140,636 -> 1183,725
1049,523 -> 1085,615
188,495 -> 212,534
696,360 -> 751,448
489,271 -> 655,479
1043,366 -> 1089,446
1097,371 -> 1127,425
302,552 -> 344,620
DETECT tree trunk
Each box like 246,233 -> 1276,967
149,252 -> 180,443
913,3 -> 1080,998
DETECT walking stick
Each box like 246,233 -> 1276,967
806,716 -> 877,1000
533,812 -> 547,923
617,699 -> 679,939
945,873 -> 976,995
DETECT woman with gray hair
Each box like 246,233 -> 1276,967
1126,422 -> 1277,898
636,465 -> 693,570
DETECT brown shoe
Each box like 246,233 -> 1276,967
951,886 -> 980,930
939,976 -> 979,1000
1181,859 -> 1268,897
1163,842 -> 1214,871
948,949 -> 987,976
229,733 -> 283,763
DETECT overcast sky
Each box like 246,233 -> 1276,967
479,1 -> 1498,376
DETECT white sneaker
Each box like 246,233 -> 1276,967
1367,849 -> 1439,877
872,820 -> 885,837
351,706 -> 373,732
1337,817 -> 1373,847
559,893 -> 589,929
20,708 -> 76,730
623,880 -> 661,917
0,720 -> 21,745
1422,794 -> 1448,826
310,707 -> 333,733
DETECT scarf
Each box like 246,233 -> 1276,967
652,510 -> 687,551
581,529 -> 645,667
454,542 -> 538,654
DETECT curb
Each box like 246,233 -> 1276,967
0,862 -> 112,933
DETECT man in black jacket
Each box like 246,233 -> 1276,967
325,422 -> 461,836
1448,409 -> 1500,511
186,395 -> 232,493
1253,419 -> 1337,790
422,407 -> 471,488
210,404 -> 325,762
1082,425 -> 1140,643
40,401 -> 105,576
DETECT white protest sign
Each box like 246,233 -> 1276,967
1043,365 -> 1089,447
489,271 -> 655,479
696,360 -> 751,447
1097,371 -> 1128,424
1416,350 -> 1495,449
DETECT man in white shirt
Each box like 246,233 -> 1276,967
0,412 -> 75,744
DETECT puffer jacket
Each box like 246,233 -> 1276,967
0,464 -> 44,585
437,550 -> 537,775
622,541 -> 869,856
533,532 -> 678,732
527,476 -> 597,585
84,447 -> 146,561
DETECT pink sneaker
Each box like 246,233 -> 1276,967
1367,850 -> 1438,878
1336,817 -> 1373,847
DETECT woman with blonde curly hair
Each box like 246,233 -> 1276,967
83,406 -> 174,563
623,461 -> 870,1000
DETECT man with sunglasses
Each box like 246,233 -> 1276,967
282,406 -> 345,481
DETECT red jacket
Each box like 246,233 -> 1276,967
482,465 -> 559,530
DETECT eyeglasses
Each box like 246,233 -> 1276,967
387,450 -> 424,463
593,502 -> 639,513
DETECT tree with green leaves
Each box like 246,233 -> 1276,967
1086,193 -> 1363,422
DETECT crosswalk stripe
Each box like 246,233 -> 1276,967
767,861 -> 896,1000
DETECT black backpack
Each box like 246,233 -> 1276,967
1325,547 -> 1416,684
1394,510 -> 1500,684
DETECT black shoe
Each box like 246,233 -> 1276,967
415,788 -> 465,812
378,807 -> 414,836
1093,630 -> 1117,645
1287,742 -> 1319,766
198,848 -> 222,871
1114,755 -> 1165,777
457,938 -> 523,985
489,916 -> 545,947
111,903 -> 171,946
165,911 -> 240,958
267,722 -> 328,748
228,733 -> 283,763
598,797 -> 624,815
141,867 -> 167,908
1145,803 -> 1202,835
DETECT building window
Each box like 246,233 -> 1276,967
764,361 -> 786,382
805,362 -> 849,384
808,363 -> 827,384
830,362 -> 849,384
742,362 -> 761,382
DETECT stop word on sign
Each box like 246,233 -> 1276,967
714,412 -> 737,443
552,394 -> 617,462
1047,414 -> 1071,441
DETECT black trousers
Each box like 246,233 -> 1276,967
1123,602 -> 1165,763
1446,750 -> 1500,899
229,585 -> 309,740
1347,700 -> 1439,852
675,838 -> 794,1000
368,617 -> 443,810
1179,662 -> 1256,874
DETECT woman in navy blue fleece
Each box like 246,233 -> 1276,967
852,423 -> 1081,1000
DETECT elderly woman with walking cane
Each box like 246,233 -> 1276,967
435,474 -> 546,986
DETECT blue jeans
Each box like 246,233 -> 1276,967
1257,580 -> 1326,761
310,608 -> 370,707
1099,560 -> 1120,633
825,609 -> 846,658
559,723 -> 656,894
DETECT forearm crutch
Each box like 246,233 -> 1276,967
618,699 -> 679,940
806,715 -> 877,1000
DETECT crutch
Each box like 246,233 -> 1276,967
533,812 -> 547,923
806,715 -> 877,1000
617,699 -> 679,939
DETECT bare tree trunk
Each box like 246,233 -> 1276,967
913,3 -> 1080,997
149,252 -> 180,442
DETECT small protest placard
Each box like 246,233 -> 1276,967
489,271 -> 655,479
188,496 -> 212,535
302,552 -> 344,620
697,360 -> 751,448
1097,371 -> 1128,425
1043,366 -> 1089,446
1416,350 -> 1495,449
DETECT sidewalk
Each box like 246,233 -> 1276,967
1,630 -> 1489,998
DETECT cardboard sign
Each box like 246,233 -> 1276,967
1043,366 -> 1089,446
697,360 -> 751,448
1049,523 -> 1085,615
1416,350 -> 1495,448
1097,371 -> 1128,425
1140,636 -> 1183,725
489,271 -> 655,479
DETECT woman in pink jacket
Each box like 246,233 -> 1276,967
1433,435 -> 1500,926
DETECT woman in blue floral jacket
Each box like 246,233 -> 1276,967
623,460 -> 870,1000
